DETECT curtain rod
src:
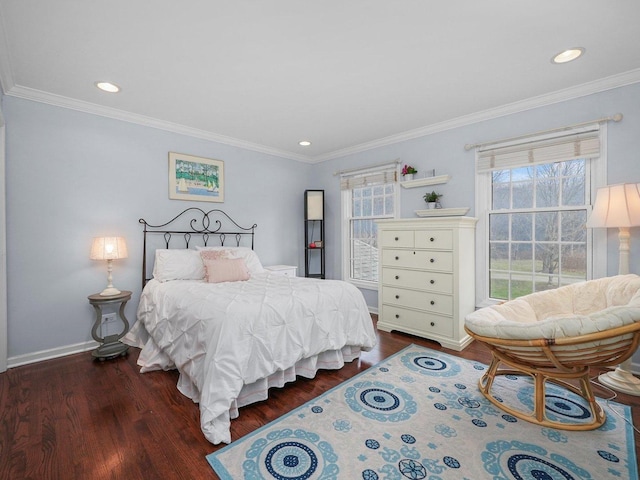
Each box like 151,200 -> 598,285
464,113 -> 623,151
333,158 -> 401,176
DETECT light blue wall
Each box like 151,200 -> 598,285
4,82 -> 640,363
312,82 -> 640,366
4,96 -> 310,358
314,82 -> 640,286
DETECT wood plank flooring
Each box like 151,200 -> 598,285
1,317 -> 639,479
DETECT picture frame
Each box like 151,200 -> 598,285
168,152 -> 224,203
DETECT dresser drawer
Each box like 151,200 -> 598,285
414,229 -> 453,250
381,230 -> 414,248
382,249 -> 417,268
414,251 -> 453,272
382,287 -> 453,315
383,250 -> 453,271
382,305 -> 454,338
381,268 -> 453,294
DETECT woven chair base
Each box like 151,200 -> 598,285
479,351 -> 606,431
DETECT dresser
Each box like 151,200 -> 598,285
376,217 -> 477,351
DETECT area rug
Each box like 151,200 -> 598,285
207,344 -> 637,479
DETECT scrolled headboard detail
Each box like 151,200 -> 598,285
139,208 -> 257,287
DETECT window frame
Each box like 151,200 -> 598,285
341,166 -> 400,290
474,124 -> 608,307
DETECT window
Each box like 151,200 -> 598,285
341,166 -> 398,287
489,160 -> 589,300
475,124 -> 606,304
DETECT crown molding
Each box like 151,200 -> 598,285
5,85 -> 314,163
313,68 -> 640,163
4,69 -> 640,164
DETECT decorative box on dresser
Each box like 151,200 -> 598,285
375,216 -> 477,351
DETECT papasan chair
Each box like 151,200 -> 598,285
464,274 -> 640,430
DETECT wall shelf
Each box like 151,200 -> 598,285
400,174 -> 451,189
415,207 -> 470,217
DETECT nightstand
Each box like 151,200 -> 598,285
88,290 -> 132,361
265,265 -> 298,277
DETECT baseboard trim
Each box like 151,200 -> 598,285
7,340 -> 100,368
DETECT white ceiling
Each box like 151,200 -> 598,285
1,1 -> 639,162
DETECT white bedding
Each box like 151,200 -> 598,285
124,271 -> 377,444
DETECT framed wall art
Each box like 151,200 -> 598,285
168,152 -> 224,203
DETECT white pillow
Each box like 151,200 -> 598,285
153,249 -> 205,282
195,246 -> 265,274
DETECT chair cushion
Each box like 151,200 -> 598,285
465,274 -> 640,340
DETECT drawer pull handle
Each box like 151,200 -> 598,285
395,275 -> 399,280
395,237 -> 399,241
430,279 -> 435,284
430,300 -> 435,305
430,237 -> 435,242
395,256 -> 399,260
395,295 -> 400,299
430,322 -> 435,327
430,258 -> 435,263
395,314 -> 399,319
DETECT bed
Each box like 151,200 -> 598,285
123,208 -> 377,444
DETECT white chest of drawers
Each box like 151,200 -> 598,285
375,216 -> 477,351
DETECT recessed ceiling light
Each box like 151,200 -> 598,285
551,48 -> 585,64
95,81 -> 121,93
299,141 -> 312,146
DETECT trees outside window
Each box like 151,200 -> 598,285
488,159 -> 588,300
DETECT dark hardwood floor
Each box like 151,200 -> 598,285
1,317 -> 639,479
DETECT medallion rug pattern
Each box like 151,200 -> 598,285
207,345 -> 637,479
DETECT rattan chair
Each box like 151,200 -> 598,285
465,274 -> 640,431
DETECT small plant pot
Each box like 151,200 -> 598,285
404,174 -> 414,181
427,202 -> 437,209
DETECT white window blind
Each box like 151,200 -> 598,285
476,126 -> 600,173
340,170 -> 397,190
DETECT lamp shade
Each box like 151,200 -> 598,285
305,190 -> 324,220
586,183 -> 640,229
90,236 -> 128,260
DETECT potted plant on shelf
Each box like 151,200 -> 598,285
423,190 -> 442,209
401,164 -> 418,181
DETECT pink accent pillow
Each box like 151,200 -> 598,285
203,258 -> 250,283
196,246 -> 265,275
200,250 -> 233,261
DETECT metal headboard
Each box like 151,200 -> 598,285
139,208 -> 257,288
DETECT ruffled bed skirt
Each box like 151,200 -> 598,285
124,321 -> 364,428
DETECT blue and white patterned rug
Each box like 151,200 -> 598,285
207,345 -> 638,479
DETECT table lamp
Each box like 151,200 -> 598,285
586,183 -> 640,395
90,236 -> 128,296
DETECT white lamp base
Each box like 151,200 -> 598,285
598,359 -> 640,396
99,286 -> 122,296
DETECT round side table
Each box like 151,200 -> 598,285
88,290 -> 132,361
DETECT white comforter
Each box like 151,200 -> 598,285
125,272 -> 377,444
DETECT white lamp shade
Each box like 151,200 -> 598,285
306,191 -> 324,220
90,236 -> 128,260
586,183 -> 640,229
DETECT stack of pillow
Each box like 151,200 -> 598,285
152,247 -> 265,284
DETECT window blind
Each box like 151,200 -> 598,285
340,169 -> 397,190
476,126 -> 600,173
